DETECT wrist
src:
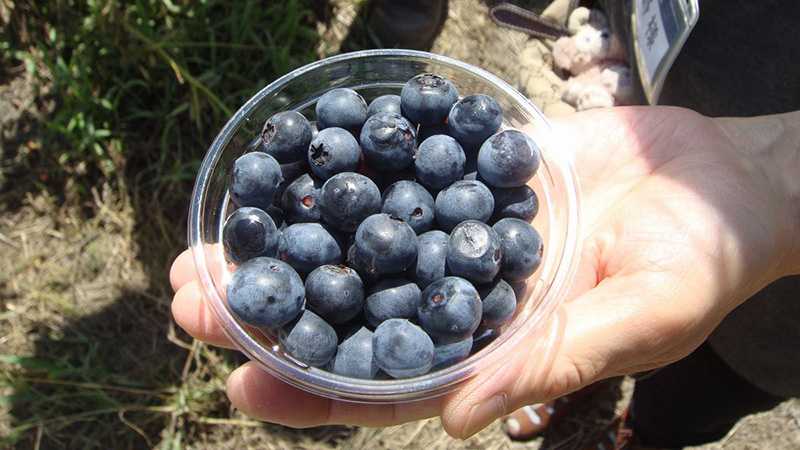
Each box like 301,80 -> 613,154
715,112 -> 800,277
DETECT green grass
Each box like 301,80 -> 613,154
2,0 -> 319,197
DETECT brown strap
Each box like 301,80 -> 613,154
488,2 -> 570,39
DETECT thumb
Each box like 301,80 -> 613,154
439,269 -> 704,439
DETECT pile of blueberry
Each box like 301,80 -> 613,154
223,73 -> 543,380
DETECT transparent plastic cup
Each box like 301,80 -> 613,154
189,49 -> 581,403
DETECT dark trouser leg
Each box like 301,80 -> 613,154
367,0 -> 448,50
630,343 -> 784,448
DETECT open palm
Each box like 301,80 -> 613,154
170,106 -> 797,438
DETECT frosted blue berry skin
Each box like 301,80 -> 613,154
226,257 -> 304,329
418,276 -> 483,344
400,73 -> 459,125
477,130 -> 541,188
373,319 -> 434,378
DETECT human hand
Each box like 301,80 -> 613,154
170,106 -> 800,438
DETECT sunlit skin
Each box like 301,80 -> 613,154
170,107 -> 800,438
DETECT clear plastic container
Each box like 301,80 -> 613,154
189,49 -> 581,403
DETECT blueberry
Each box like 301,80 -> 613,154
367,94 -> 402,117
226,257 -> 304,328
330,327 -> 379,379
413,230 -> 449,289
310,120 -> 319,139
307,127 -> 362,180
400,73 -> 459,125
447,220 -> 503,284
492,185 -> 539,222
305,265 -> 364,324
351,214 -> 418,275
230,152 -> 283,210
477,278 -> 517,328
261,111 -> 313,163
364,277 -> 421,327
381,180 -> 435,234
432,336 -> 473,370
434,180 -> 495,231
359,112 -> 416,171
279,310 -> 338,367
414,134 -> 466,190
281,173 -> 322,223
316,88 -> 368,134
319,172 -> 382,232
373,319 -> 434,378
477,129 -> 541,187
223,207 -> 280,264
492,218 -> 543,281
278,223 -> 343,274
447,94 -> 503,149
418,276 -> 482,344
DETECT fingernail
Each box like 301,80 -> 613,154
462,393 -> 508,438
504,417 -> 520,435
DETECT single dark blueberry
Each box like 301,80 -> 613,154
305,264 -> 364,324
281,173 -> 323,223
447,94 -> 503,149
319,172 -> 382,232
477,278 -> 517,328
230,152 -> 283,210
434,180 -> 495,232
381,180 -> 435,234
400,73 -> 459,125
223,207 -> 280,264
351,213 -> 418,275
432,336 -> 473,370
308,127 -> 362,180
226,257 -> 304,328
412,230 -> 449,289
279,310 -> 338,367
446,220 -> 503,284
261,110 -> 313,163
373,319 -> 434,378
330,327 -> 379,379
491,185 -> 539,222
477,129 -> 541,187
278,223 -> 343,274
315,88 -> 368,134
366,94 -> 402,117
418,276 -> 482,344
359,112 -> 416,171
415,134 -> 466,191
493,218 -> 544,281
364,277 -> 421,328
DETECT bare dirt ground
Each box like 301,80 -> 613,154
2,1 -> 798,449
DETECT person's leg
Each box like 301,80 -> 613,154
366,0 -> 448,50
630,342 -> 785,448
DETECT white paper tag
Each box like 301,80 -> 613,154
632,0 -> 699,104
